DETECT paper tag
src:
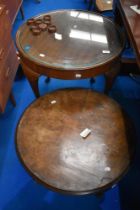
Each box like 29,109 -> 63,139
104,167 -> 111,172
130,5 -> 140,14
75,74 -> 82,78
102,50 -> 110,54
51,100 -> 56,104
80,128 -> 91,138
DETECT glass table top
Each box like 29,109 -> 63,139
16,10 -> 124,70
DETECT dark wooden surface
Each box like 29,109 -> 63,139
16,10 -> 124,97
0,4 -> 19,112
116,0 -> 140,68
16,89 -> 135,195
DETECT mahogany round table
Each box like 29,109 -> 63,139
16,89 -> 135,195
16,10 -> 125,97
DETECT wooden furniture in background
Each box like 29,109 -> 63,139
1,0 -> 24,24
96,0 -> 113,12
115,0 -> 140,67
16,10 -> 124,97
16,89 -> 135,195
0,4 -> 19,112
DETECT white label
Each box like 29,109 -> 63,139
130,5 -> 140,14
51,100 -> 56,104
75,74 -> 82,78
80,128 -> 91,138
102,50 -> 110,54
104,167 -> 111,172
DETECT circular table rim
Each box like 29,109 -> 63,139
15,89 -> 135,195
16,9 -> 125,71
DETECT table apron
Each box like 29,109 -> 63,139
20,55 -> 120,80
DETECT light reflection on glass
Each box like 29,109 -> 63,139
69,30 -> 91,41
91,33 -> 108,44
69,29 -> 108,44
73,25 -> 77,28
54,33 -> 63,40
70,11 -> 79,17
70,11 -> 104,23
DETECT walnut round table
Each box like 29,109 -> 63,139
16,89 -> 135,195
16,10 -> 125,97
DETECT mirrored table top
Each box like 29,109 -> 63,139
16,10 -> 124,70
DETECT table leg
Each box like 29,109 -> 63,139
90,77 -> 95,88
104,60 -> 121,94
95,192 -> 104,198
88,0 -> 93,10
20,6 -> 25,20
10,92 -> 16,107
21,62 -> 40,97
45,77 -> 51,83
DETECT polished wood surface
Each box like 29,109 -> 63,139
116,0 -> 140,67
0,4 -> 19,112
16,89 -> 135,195
16,10 -> 124,97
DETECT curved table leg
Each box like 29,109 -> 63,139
88,0 -> 93,10
10,92 -> 16,107
45,77 -> 51,83
20,6 -> 25,20
21,62 -> 40,98
90,77 -> 96,84
95,192 -> 104,198
104,60 -> 121,94
90,77 -> 96,89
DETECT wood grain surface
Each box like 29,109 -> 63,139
16,89 -> 135,195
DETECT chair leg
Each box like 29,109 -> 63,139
104,60 -> 121,94
90,77 -> 95,84
90,78 -> 95,88
95,192 -> 104,198
20,6 -> 25,20
88,0 -> 93,10
45,77 -> 50,83
10,92 -> 16,107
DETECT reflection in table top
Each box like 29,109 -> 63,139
16,10 -> 124,70
16,89 -> 135,195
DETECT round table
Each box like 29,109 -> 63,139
16,10 -> 124,97
16,89 -> 135,195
